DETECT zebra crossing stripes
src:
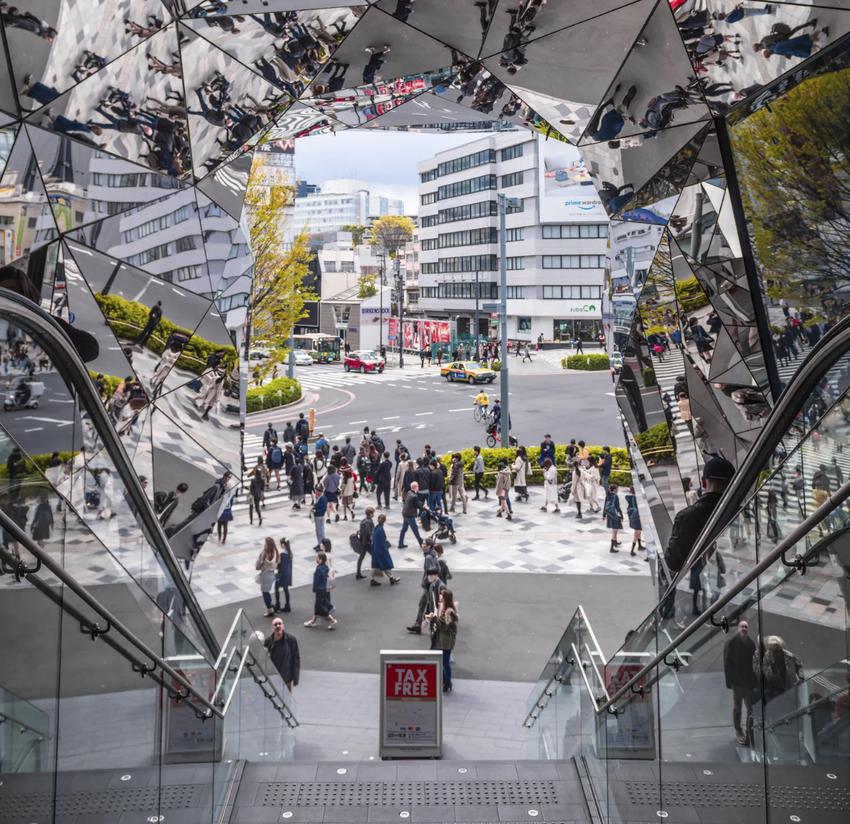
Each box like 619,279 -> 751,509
293,367 -> 440,392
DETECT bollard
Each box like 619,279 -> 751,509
308,407 -> 316,434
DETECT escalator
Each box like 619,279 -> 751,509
526,317 -> 850,823
0,290 -> 297,823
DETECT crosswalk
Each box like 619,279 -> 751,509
288,366 -> 441,393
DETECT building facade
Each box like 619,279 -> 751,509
293,178 -> 404,235
416,133 -> 608,344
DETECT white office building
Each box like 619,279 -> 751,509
417,133 -> 609,344
293,178 -> 404,235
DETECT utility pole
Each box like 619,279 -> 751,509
474,269 -> 479,356
396,256 -> 404,368
378,250 -> 385,353
497,194 -> 521,447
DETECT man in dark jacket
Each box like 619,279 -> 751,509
262,422 -> 277,449
399,482 -> 424,548
406,543 -> 442,634
660,456 -> 735,618
355,506 -> 375,580
414,459 -> 431,505
724,619 -> 757,745
282,421 -> 296,443
428,459 -> 445,512
539,435 -> 555,467
376,451 -> 393,509
599,446 -> 613,491
264,617 -> 300,692
135,300 -> 162,346
295,412 -> 309,440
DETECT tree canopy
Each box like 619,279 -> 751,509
367,214 -> 415,256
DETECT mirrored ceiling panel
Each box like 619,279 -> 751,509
24,24 -> 192,178
376,0 -> 492,57
673,0 -> 847,111
3,0 -> 169,115
195,148 -> 252,219
263,101 -> 347,140
580,0 -> 711,145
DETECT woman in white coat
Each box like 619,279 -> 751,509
512,446 -> 530,502
582,456 -> 602,513
569,460 -> 589,519
540,458 -> 560,512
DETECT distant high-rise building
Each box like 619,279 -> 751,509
293,178 -> 404,235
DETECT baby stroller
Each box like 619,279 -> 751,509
558,477 -> 573,502
421,507 -> 457,544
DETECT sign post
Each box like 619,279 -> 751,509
379,650 -> 443,759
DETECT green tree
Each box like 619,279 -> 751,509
357,273 -> 377,298
367,214 -> 415,256
730,68 -> 850,316
341,223 -> 369,245
245,161 -> 317,377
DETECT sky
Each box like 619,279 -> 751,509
292,130 -> 484,214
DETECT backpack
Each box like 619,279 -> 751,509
321,440 -> 330,457
270,446 -> 283,464
349,532 -> 362,554
191,483 -> 220,514
371,434 -> 385,455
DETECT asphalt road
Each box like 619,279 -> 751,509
248,362 -> 623,455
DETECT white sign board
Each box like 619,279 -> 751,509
379,650 -> 443,759
537,135 -> 607,222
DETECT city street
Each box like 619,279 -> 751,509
247,351 -> 622,455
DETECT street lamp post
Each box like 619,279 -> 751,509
497,193 -> 521,447
474,269 -> 479,356
377,250 -> 386,353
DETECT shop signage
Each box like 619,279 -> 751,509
379,651 -> 443,758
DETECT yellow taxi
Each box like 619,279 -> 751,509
440,361 -> 497,384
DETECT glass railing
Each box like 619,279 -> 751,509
0,687 -> 49,774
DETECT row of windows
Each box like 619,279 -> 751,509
121,205 -> 191,243
505,227 -> 524,242
437,148 -> 495,178
438,227 -> 498,248
420,168 -> 438,183
542,224 -> 609,239
419,284 -> 600,300
323,261 -> 355,273
542,255 -> 605,269
436,199 -> 498,224
542,285 -> 603,300
91,172 -> 180,189
501,143 -> 525,161
421,237 -> 438,251
437,174 -> 497,201
506,257 -> 523,270
125,236 -> 197,266
161,264 -> 207,283
500,171 -> 524,188
421,254 -> 498,274
421,191 -> 438,206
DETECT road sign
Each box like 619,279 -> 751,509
481,303 -> 499,311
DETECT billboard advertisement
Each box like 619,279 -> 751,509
537,135 -> 607,222
387,318 -> 450,349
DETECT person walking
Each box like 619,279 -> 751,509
472,445 -> 488,500
376,451 -> 392,509
311,488 -> 328,550
262,422 -> 277,450
604,484 -> 623,553
539,435 -> 555,468
289,460 -> 304,509
274,538 -> 293,612
513,446 -> 529,502
494,460 -> 513,520
414,458 -> 431,506
521,343 -> 532,363
31,494 -> 53,548
625,486 -> 643,555
599,446 -> 613,491
399,482 -> 424,548
371,513 -> 400,585
216,496 -> 233,542
394,452 -> 408,501
304,551 -> 338,629
540,458 -> 560,513
255,537 -> 279,617
355,506 -> 375,580
266,439 -> 284,490
406,543 -> 443,634
340,463 -> 356,520
135,300 -> 162,346
568,459 -> 586,519
427,588 -> 459,693
323,464 -> 341,522
428,459 -> 444,512
264,617 -> 300,692
248,467 -> 264,526
448,453 -> 468,513
723,619 -> 757,745
584,456 -> 602,513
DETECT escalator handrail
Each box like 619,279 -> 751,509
761,679 -> 850,732
596,477 -> 850,715
665,315 -> 850,600
0,289 -> 220,660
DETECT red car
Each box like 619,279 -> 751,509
344,350 -> 385,373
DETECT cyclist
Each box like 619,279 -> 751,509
473,389 -> 489,421
491,398 -> 501,428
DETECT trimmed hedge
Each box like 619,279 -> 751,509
0,450 -> 78,482
566,353 -> 610,370
94,293 -> 238,375
440,443 -> 632,489
634,422 -> 674,461
246,376 -> 302,413
642,367 -> 657,387
88,371 -> 122,399
675,275 -> 710,314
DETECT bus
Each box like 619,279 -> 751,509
291,333 -> 341,363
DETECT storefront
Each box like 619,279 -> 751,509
553,318 -> 603,343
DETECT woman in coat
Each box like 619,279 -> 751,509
540,458 -> 559,513
274,538 -> 293,612
569,459 -> 587,519
304,551 -> 338,629
603,484 -> 623,553
394,454 -> 408,501
31,494 -> 53,547
495,460 -> 513,521
583,456 -> 602,513
340,464 -> 356,521
216,496 -> 233,543
256,536 -> 279,617
625,485 -> 643,555
289,461 -> 304,509
370,513 -> 400,585
401,460 -> 415,496
513,446 -> 530,502
427,588 -> 459,693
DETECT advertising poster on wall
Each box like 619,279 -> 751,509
538,135 -> 607,222
387,319 -> 450,350
380,651 -> 443,758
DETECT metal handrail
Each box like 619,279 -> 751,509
596,478 -> 850,715
667,315 -> 850,595
0,288 -> 220,659
762,679 -> 850,732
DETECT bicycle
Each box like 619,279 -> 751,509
472,402 -> 489,423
